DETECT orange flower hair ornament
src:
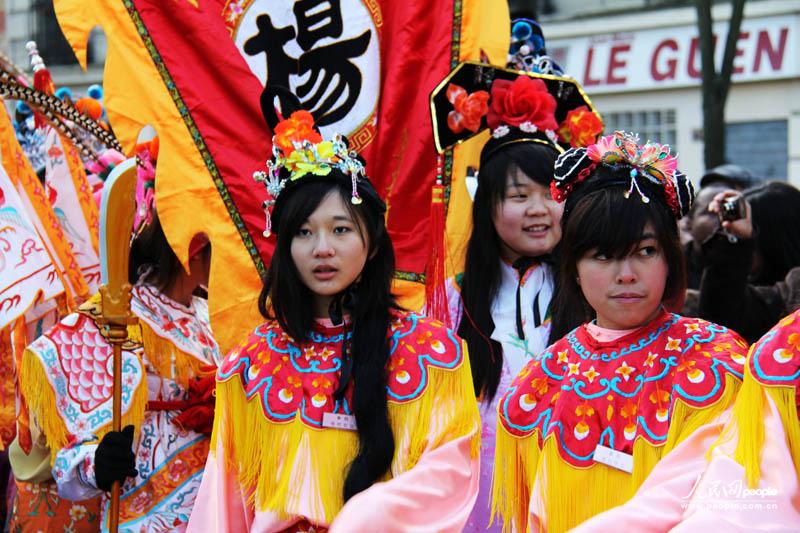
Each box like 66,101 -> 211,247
445,84 -> 489,134
557,106 -> 604,149
254,111 -> 368,237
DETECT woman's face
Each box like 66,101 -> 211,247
492,166 -> 563,263
576,223 -> 668,330
291,192 -> 369,317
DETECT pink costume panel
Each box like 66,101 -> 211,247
188,312 -> 480,531
188,434 -> 478,532
573,395 -> 800,532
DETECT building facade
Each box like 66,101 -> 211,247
3,0 -> 104,92
514,0 -> 800,185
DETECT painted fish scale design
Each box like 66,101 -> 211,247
48,315 -> 114,412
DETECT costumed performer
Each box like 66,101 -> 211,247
14,139 -> 220,532
491,131 -> 749,532
430,19 -> 604,531
187,100 -> 480,532
573,308 -> 800,531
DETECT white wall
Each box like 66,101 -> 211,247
542,0 -> 800,186
590,79 -> 800,186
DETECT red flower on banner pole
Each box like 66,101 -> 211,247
446,83 -> 489,134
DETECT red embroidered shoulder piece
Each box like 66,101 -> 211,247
748,310 -> 800,394
217,312 -> 464,428
498,311 -> 746,467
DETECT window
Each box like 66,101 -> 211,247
31,0 -> 77,66
602,109 -> 677,149
725,120 -> 787,181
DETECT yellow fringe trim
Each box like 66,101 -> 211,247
768,386 -> 800,481
724,362 -> 800,487
20,347 -> 148,465
211,339 -> 480,524
138,322 -> 207,388
492,374 -> 740,533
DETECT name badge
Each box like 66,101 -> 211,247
322,412 -> 358,431
593,444 -> 633,473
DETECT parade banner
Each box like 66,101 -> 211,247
44,129 -> 102,294
0,165 -> 65,331
0,158 -> 67,451
0,101 -> 87,307
54,0 -> 509,351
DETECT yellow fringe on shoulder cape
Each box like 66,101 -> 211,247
720,363 -> 800,488
19,295 -> 209,464
211,340 -> 480,525
137,319 -> 209,389
491,374 -> 741,533
20,344 -> 147,465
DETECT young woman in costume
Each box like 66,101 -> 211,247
431,41 -> 603,529
572,308 -> 800,531
16,140 -> 220,532
187,108 -> 480,532
491,131 -> 749,532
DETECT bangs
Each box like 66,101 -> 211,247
275,178 -> 365,241
479,142 -> 558,207
564,186 -> 674,260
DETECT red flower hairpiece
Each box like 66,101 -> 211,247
557,106 -> 604,148
486,76 -> 558,132
273,110 -> 323,157
446,83 -> 489,134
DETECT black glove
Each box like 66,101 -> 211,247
94,425 -> 138,491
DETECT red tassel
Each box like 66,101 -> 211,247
425,156 -> 450,325
29,41 -> 55,129
33,68 -> 54,96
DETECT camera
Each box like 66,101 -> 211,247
720,197 -> 745,222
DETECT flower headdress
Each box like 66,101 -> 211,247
254,108 -> 376,238
551,131 -> 695,219
430,61 -> 603,156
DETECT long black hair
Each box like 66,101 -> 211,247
744,181 -> 800,285
257,176 -> 400,502
550,168 -> 686,334
457,142 -> 559,402
128,214 -> 185,290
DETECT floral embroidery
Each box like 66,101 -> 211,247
219,313 -> 463,427
748,309 -> 800,408
500,313 -> 745,466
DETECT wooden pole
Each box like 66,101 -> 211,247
98,159 -> 139,532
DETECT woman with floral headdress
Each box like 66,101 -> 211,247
186,105 -> 480,531
15,138 -> 220,532
431,40 -> 604,529
491,132 -> 749,532
571,308 -> 800,532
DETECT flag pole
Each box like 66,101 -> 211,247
97,158 -> 139,532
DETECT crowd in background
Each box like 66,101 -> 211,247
682,164 -> 800,341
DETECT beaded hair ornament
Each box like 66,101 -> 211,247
552,131 -> 695,218
253,110 -> 368,238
